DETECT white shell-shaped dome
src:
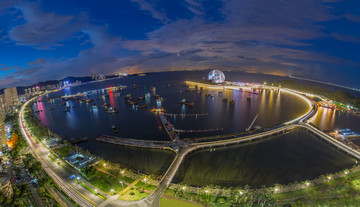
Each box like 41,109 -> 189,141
208,70 -> 225,83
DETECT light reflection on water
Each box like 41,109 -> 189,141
31,71 -> 359,186
311,107 -> 360,132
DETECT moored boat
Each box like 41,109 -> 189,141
112,125 -> 119,133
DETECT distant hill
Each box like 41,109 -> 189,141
0,76 -> 93,95
0,73 -> 151,95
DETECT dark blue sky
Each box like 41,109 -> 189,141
0,0 -> 360,88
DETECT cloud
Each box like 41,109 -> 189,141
332,33 -> 360,43
122,0 -> 351,71
0,0 -> 21,11
184,0 -> 203,15
1,0 -> 360,88
27,58 -> 46,65
0,67 -> 12,71
131,0 -> 170,24
343,14 -> 360,23
8,2 -> 87,48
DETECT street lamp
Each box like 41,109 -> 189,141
120,181 -> 124,190
306,182 -> 310,187
103,163 -> 106,167
95,189 -> 97,193
121,170 -> 124,174
182,186 -> 186,190
239,191 -> 243,195
274,188 -> 279,193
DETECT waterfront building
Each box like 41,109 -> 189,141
337,129 -> 360,139
65,153 -> 96,170
0,172 -> 12,198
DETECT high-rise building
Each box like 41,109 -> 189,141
0,94 -> 6,114
0,172 -> 13,198
0,111 -> 6,149
4,87 -> 19,107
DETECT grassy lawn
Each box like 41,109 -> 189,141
274,170 -> 360,206
118,187 -> 149,201
160,197 -> 203,207
88,170 -> 128,194
135,181 -> 157,191
96,165 -> 135,184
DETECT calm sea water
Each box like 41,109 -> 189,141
173,130 -> 356,187
32,71 -> 357,186
34,71 -> 308,141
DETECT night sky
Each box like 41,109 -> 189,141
0,0 -> 359,88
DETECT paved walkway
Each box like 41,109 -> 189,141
98,179 -> 140,207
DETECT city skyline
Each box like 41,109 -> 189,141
0,0 -> 360,88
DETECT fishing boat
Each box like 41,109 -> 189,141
180,99 -> 194,106
124,94 -> 132,99
107,107 -> 119,113
112,125 -> 119,133
137,104 -> 148,108
184,102 -> 194,106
